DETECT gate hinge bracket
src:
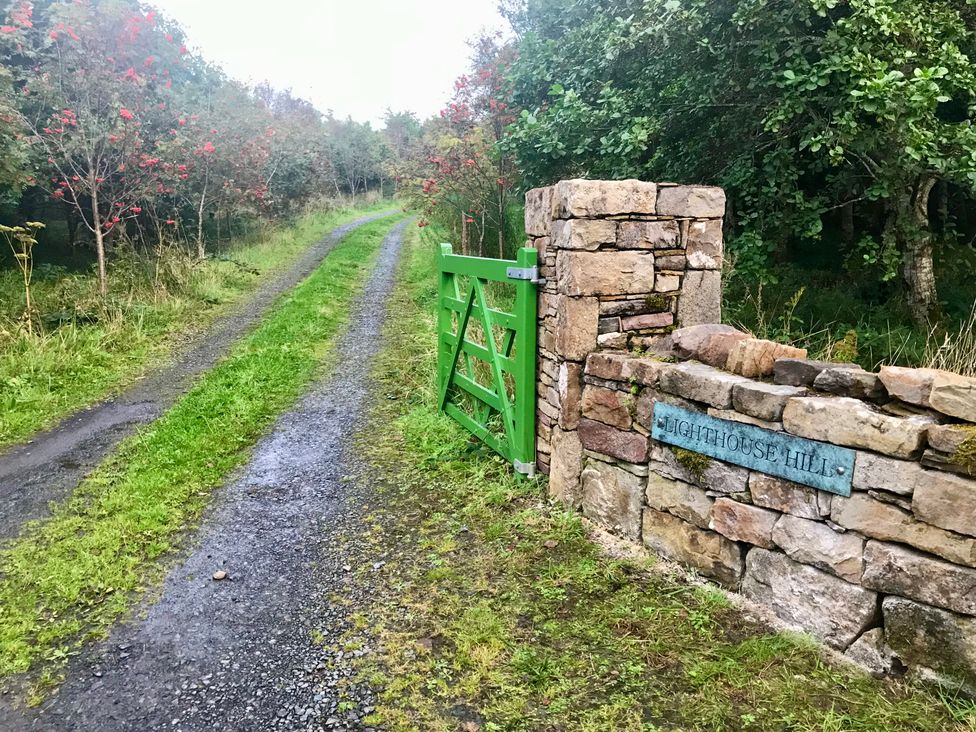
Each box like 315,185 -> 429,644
506,266 -> 546,286
514,460 -> 537,478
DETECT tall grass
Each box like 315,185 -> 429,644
0,201 -> 392,447
925,302 -> 976,377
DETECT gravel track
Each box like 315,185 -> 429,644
0,219 -> 409,732
0,211 -> 396,542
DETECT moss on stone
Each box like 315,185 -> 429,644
952,427 -> 976,475
645,293 -> 668,312
673,447 -> 710,481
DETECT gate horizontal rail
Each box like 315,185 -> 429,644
437,244 -> 539,476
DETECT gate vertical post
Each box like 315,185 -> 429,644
512,245 -> 539,476
436,243 -> 454,405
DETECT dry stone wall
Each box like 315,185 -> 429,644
531,179 -> 976,687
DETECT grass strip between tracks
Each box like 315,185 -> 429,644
0,214 -> 404,696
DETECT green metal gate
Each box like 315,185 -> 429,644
437,243 -> 540,476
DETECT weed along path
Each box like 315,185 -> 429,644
0,219 -> 409,731
0,210 -> 396,543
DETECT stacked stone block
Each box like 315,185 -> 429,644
526,180 -> 725,479
530,180 -> 976,687
556,331 -> 976,685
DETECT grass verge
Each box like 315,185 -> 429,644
345,224 -> 976,731
0,215 -> 404,696
0,201 -> 393,448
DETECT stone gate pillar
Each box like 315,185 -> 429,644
526,179 -> 726,503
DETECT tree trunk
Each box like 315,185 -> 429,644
899,175 -> 940,329
196,179 -> 208,260
90,189 -> 107,297
840,202 -> 855,245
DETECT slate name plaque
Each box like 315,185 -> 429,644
651,403 -> 855,496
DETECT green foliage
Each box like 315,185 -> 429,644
503,0 -> 976,322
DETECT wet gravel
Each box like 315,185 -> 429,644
0,211 -> 396,543
0,219 -> 409,731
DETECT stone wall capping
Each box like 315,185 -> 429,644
783,396 -> 935,460
553,179 -> 658,219
658,361 -> 751,409
732,381 -> 807,422
726,339 -> 808,379
774,358 -> 860,387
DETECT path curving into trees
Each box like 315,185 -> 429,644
0,211 -> 396,543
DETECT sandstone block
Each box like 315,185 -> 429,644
646,472 -> 715,529
524,186 -> 554,236
698,331 -> 752,369
775,358 -> 860,387
749,473 -> 830,520
584,351 -> 631,381
772,514 -> 864,582
878,366 -> 941,407
913,469 -> 976,539
557,362 -> 584,430
845,628 -> 895,678
581,385 -> 633,430
642,508 -> 743,587
831,492 -> 976,568
581,460 -> 644,540
685,219 -> 723,269
928,424 -> 976,454
651,444 -> 749,494
783,397 -> 935,459
656,254 -> 686,270
555,296 -> 599,361
862,541 -> 976,616
711,498 -> 778,548
621,357 -> 668,387
930,372 -> 976,422
732,381 -> 806,422
708,408 -> 784,431
657,185 -> 726,218
579,418 -> 649,463
671,324 -> 742,361
621,312 -> 673,331
658,362 -> 750,409
726,339 -> 808,379
852,452 -> 925,496
597,332 -> 627,349
677,269 -> 722,326
549,427 -> 583,508
553,179 -> 658,218
742,548 -> 878,648
813,368 -> 886,401
883,597 -> 976,687
557,250 -> 655,297
550,219 -> 617,251
617,220 -> 680,249
654,273 -> 681,292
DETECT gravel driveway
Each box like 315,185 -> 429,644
0,219 -> 409,732
0,211 -> 396,543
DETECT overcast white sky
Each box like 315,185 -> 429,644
151,0 -> 507,128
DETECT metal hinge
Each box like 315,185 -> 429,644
506,266 -> 547,287
514,460 -> 537,478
